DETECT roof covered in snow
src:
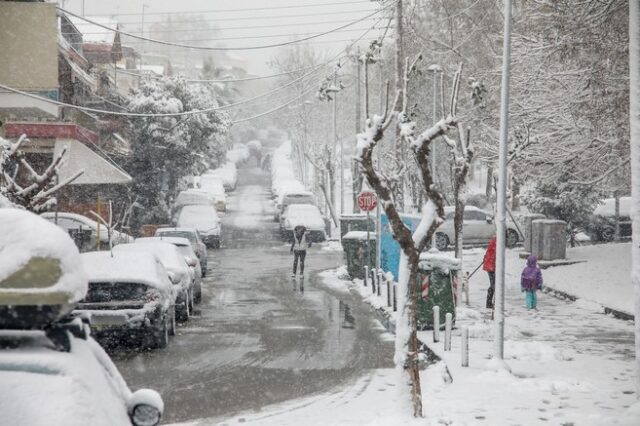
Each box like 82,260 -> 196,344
80,251 -> 171,292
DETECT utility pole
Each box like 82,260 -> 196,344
354,47 -> 362,214
333,71 -> 338,215
495,0 -> 513,360
141,4 -> 149,62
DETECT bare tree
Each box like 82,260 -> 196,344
355,56 -> 463,416
0,135 -> 83,212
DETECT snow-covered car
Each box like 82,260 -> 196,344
0,209 -> 88,330
154,227 -> 208,276
136,237 -> 202,304
272,181 -> 306,221
281,204 -> 326,242
41,211 -> 133,250
586,196 -> 632,241
176,205 -> 222,248
434,205 -> 521,250
278,191 -> 316,224
173,189 -> 217,218
76,251 -> 176,349
226,144 -> 250,165
114,242 -> 194,321
198,175 -> 227,212
0,331 -> 164,426
205,162 -> 238,192
0,209 -> 164,426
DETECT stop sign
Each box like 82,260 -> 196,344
357,191 -> 378,212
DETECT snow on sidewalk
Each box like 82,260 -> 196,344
315,250 -> 639,425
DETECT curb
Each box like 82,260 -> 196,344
542,286 -> 634,321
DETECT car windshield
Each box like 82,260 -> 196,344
157,230 -> 197,245
84,282 -> 150,302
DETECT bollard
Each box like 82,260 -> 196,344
364,265 -> 369,287
461,327 -> 469,367
433,306 -> 440,342
444,313 -> 452,351
386,276 -> 391,307
377,271 -> 383,296
392,283 -> 397,311
371,269 -> 376,294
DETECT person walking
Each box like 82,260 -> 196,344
290,225 -> 311,277
521,255 -> 543,309
483,235 -> 497,309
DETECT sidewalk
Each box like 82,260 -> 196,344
316,246 -> 639,425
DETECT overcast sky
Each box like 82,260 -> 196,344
60,0 -> 387,74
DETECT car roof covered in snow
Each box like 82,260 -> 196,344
0,209 -> 87,303
155,227 -> 199,234
113,241 -> 187,274
177,205 -> 220,227
0,331 -> 134,426
283,204 -> 324,229
80,251 -> 171,291
136,236 -> 191,247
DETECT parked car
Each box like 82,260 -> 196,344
205,161 -> 237,192
272,181 -> 306,221
281,204 -> 326,242
136,237 -> 202,304
173,189 -> 216,218
278,191 -> 316,223
154,227 -> 208,276
76,251 -> 176,349
587,196 -> 632,241
434,205 -> 521,250
0,209 -> 164,426
41,211 -> 133,250
176,205 -> 222,248
198,175 -> 227,212
114,242 -> 194,321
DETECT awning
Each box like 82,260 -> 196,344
53,138 -> 132,185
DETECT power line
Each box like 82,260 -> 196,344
110,26 -> 387,45
232,82 -> 319,124
88,1 -> 376,17
62,17 -> 380,36
59,4 -> 394,51
117,63 -> 324,83
68,5 -> 395,27
0,59 -> 331,118
0,18 -> 383,121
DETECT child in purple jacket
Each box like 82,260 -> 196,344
521,255 -> 543,309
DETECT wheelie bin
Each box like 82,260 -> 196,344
416,252 -> 461,329
341,231 -> 376,279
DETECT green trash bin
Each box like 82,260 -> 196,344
341,231 -> 376,279
339,214 -> 375,239
416,252 -> 461,329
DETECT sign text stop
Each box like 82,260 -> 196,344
357,191 -> 378,212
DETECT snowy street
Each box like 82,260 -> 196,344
111,165 -> 393,424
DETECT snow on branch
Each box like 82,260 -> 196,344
0,134 -> 84,212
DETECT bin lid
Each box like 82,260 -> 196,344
342,231 -> 376,240
419,252 -> 461,272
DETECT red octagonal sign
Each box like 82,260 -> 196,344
357,191 -> 378,212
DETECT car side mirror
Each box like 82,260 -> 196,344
128,389 -> 163,426
185,257 -> 197,267
486,217 -> 493,224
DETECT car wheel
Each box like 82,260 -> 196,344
178,291 -> 190,322
188,290 -> 195,312
152,318 -> 169,349
195,283 -> 202,304
435,233 -> 449,251
506,229 -> 519,248
169,311 -> 176,336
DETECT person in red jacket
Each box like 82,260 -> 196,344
483,235 -> 497,309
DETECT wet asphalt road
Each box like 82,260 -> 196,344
113,166 -> 393,424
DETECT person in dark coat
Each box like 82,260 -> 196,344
483,235 -> 497,308
290,225 -> 311,277
521,255 -> 543,309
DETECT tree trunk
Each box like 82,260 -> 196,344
485,166 -> 494,200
